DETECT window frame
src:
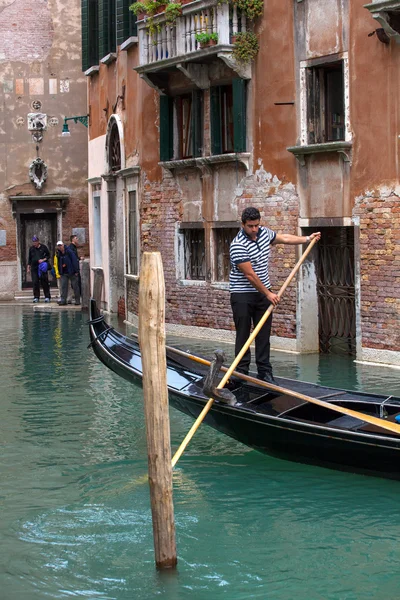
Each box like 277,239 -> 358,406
211,78 -> 247,155
177,224 -> 206,282
92,184 -> 103,268
127,189 -> 139,276
299,54 -> 350,148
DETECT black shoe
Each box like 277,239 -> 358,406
75,302 -> 81,306
58,301 -> 67,306
257,372 -> 277,385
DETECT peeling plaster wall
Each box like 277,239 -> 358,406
0,0 -> 89,294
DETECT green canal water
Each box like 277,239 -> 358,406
1,306 -> 400,600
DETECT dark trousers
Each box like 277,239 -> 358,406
31,268 -> 50,300
230,292 -> 273,376
61,274 -> 80,304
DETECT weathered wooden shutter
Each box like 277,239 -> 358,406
88,0 -> 99,66
192,90 -> 203,158
99,0 -> 116,58
82,0 -> 99,71
117,0 -> 137,45
232,78 -> 246,153
82,0 -> 89,71
160,95 -> 173,161
210,86 -> 221,155
307,67 -> 321,144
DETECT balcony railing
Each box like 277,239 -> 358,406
137,0 -> 248,67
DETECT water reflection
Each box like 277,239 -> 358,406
1,306 -> 400,600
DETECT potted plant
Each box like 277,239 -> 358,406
165,1 -> 182,24
195,32 -> 219,48
235,0 -> 263,20
232,31 -> 259,63
131,0 -> 165,19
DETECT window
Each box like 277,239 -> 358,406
82,0 -> 136,71
108,122 -> 121,171
117,0 -> 137,45
182,228 -> 206,280
99,0 -> 116,58
177,95 -> 193,159
92,185 -> 102,267
160,91 -> 203,161
211,78 -> 246,155
82,0 -> 99,71
127,190 -> 139,275
307,61 -> 344,144
214,227 -> 239,282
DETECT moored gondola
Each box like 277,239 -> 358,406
88,299 -> 400,480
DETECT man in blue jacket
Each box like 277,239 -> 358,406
55,241 -> 81,306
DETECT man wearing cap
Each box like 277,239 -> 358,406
27,236 -> 51,303
54,241 -> 81,306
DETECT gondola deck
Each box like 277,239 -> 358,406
89,300 -> 400,480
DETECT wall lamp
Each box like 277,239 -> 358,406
61,115 -> 89,136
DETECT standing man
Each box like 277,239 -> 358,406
229,207 -> 321,383
54,241 -> 81,306
68,234 -> 83,294
27,235 -> 51,303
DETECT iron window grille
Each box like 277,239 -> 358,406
183,228 -> 206,280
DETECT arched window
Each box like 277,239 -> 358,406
108,121 -> 121,171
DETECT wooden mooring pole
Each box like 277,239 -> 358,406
138,252 -> 177,570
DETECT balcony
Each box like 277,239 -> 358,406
135,0 -> 251,90
364,1 -> 400,40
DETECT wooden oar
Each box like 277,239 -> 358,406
165,343 -> 400,437
171,238 -> 319,467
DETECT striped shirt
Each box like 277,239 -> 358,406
229,226 -> 276,293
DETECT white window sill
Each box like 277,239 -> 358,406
125,274 -> 139,281
120,37 -> 138,51
100,53 -> 117,65
287,141 -> 352,166
160,152 -> 250,171
85,66 -> 99,77
179,279 -> 207,287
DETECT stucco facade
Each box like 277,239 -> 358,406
0,0 -> 89,299
85,0 -> 400,366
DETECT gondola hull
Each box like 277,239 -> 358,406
89,300 -> 400,480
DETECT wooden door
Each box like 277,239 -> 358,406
20,214 -> 57,288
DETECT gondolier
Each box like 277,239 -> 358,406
229,207 -> 321,383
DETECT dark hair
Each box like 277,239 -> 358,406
70,234 -> 77,242
241,207 -> 261,224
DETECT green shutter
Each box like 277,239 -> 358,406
99,0 -> 116,58
192,90 -> 203,158
160,95 -> 173,161
232,78 -> 246,153
117,0 -> 137,45
88,0 -> 99,66
82,0 -> 89,71
210,87 -> 221,155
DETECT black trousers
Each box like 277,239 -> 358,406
31,268 -> 50,300
230,292 -> 273,376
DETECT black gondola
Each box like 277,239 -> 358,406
89,299 -> 400,480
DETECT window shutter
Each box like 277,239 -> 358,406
192,90 -> 203,158
99,0 -> 116,58
160,95 -> 173,161
210,87 -> 221,155
88,0 -> 99,67
117,0 -> 137,45
232,78 -> 246,153
82,0 -> 89,71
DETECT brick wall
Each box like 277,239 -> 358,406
133,169 -> 300,335
354,191 -> 400,351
